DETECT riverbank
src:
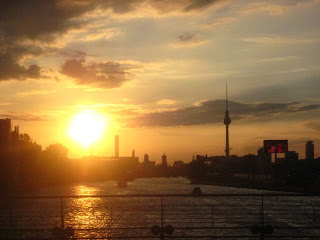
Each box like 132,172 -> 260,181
189,176 -> 320,194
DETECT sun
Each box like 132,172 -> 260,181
68,110 -> 107,147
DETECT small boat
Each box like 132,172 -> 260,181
117,179 -> 128,188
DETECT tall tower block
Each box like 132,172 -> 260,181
223,85 -> 231,157
115,135 -> 119,158
306,141 -> 314,160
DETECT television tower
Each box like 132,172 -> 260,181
223,84 -> 231,157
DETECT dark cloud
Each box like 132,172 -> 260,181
99,0 -> 225,14
296,104 -> 320,112
61,58 -> 135,88
130,100 -> 320,127
0,0 -> 93,42
0,0 -> 225,43
174,32 -> 208,47
0,0 -> 95,81
0,45 -> 42,80
183,0 -> 222,12
0,0 -> 226,81
178,32 -> 196,42
60,50 -> 88,59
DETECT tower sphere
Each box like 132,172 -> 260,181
224,116 -> 231,125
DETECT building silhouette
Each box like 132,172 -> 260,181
173,160 -> 185,168
223,84 -> 231,157
285,151 -> 299,162
141,153 -> 155,168
144,154 -> 149,163
162,153 -> 168,167
0,119 -> 11,194
306,141 -> 314,161
0,119 -> 23,194
115,135 -> 119,158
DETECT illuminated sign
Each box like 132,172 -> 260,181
263,140 -> 288,153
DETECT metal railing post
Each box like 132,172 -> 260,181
10,207 -> 13,226
160,196 -> 164,240
260,195 -> 264,240
60,197 -> 64,229
211,205 -> 214,228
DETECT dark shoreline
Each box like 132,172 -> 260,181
189,177 -> 320,194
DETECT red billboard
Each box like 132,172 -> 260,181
263,140 -> 288,153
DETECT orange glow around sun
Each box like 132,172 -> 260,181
68,110 -> 108,147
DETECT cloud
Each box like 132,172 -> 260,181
241,2 -> 288,15
242,36 -> 316,45
61,58 -> 137,88
183,0 -> 223,12
60,50 -> 88,59
17,89 -> 56,97
0,1 -> 93,42
241,0 -> 318,16
0,45 -> 42,81
171,32 -> 209,48
0,0 -> 226,81
257,56 -> 298,63
99,0 -> 227,15
130,100 -> 320,127
0,0 -> 96,81
156,99 -> 177,105
201,17 -> 236,29
80,28 -> 121,42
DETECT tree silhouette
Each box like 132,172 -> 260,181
43,144 -> 68,160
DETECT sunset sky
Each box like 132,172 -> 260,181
1,0 -> 320,162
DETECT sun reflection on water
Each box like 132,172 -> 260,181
67,185 -> 110,238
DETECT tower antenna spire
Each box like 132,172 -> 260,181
223,84 -> 231,157
226,84 -> 228,111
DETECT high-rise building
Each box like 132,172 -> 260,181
162,153 -> 168,167
257,147 -> 272,173
0,118 -> 11,152
306,141 -> 314,161
223,85 -> 231,157
0,118 -> 12,195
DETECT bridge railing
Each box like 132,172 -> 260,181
1,193 -> 320,239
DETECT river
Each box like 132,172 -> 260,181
1,177 -> 320,239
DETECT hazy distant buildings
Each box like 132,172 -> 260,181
84,135 -> 139,170
162,153 -> 168,167
173,160 -> 185,168
144,154 -> 149,163
306,141 -> 314,161
141,153 -> 155,168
